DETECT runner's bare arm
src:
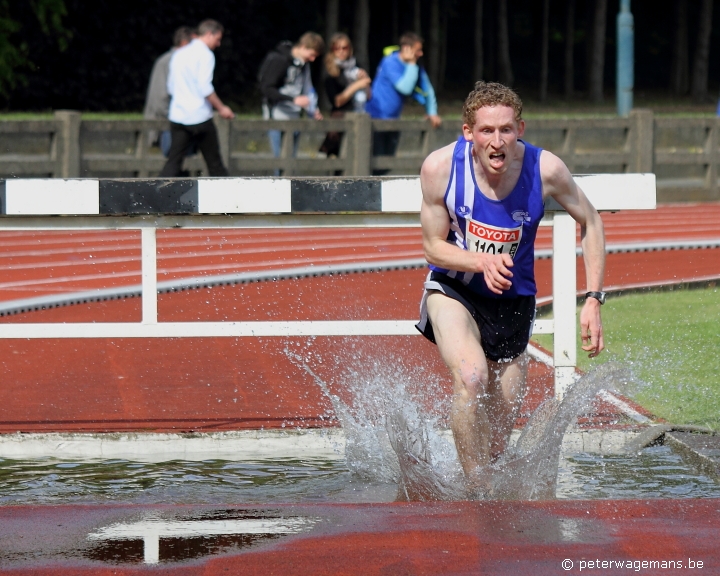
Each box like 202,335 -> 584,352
420,145 -> 514,294
540,151 -> 606,357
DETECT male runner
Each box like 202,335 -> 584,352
416,81 -> 606,493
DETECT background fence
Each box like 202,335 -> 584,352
0,109 -> 716,201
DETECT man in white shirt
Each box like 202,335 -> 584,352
143,26 -> 194,155
160,19 -> 235,177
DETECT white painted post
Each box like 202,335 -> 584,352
141,227 -> 157,324
143,530 -> 160,564
552,212 -> 578,398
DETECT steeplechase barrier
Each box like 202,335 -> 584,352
0,174 -> 656,396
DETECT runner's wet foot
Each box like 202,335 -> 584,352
466,465 -> 493,500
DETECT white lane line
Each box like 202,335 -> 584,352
527,343 -> 554,367
526,344 -> 653,424
0,238 -> 423,270
597,390 -> 652,424
0,251 -> 426,291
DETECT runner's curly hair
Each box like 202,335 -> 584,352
462,81 -> 523,128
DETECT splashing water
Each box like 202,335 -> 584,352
288,348 -> 630,502
492,363 -> 631,500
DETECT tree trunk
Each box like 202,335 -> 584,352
564,0 -> 575,99
584,2 -> 593,92
670,0 -> 689,95
414,0 -> 422,36
474,0 -> 484,82
691,0 -> 713,102
486,1 -> 496,80
429,0 -> 440,87
589,0 -> 607,103
540,0 -> 550,102
353,0 -> 371,73
325,0 -> 339,44
438,4 -> 448,91
497,0 -> 513,86
392,0 -> 399,43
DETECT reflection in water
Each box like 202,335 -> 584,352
86,511 -> 319,564
86,534 -> 284,565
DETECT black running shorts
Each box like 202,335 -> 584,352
415,271 -> 536,363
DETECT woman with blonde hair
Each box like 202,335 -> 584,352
320,33 -> 372,157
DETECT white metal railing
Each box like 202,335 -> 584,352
0,174 -> 657,397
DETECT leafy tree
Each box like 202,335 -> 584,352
0,0 -> 71,98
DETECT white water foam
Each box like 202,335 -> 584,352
288,348 -> 630,501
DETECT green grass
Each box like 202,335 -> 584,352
0,112 -> 146,120
532,286 -> 720,430
0,112 -> 56,120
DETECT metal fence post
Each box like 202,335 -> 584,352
54,110 -> 81,178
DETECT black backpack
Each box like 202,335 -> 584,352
257,41 -> 293,85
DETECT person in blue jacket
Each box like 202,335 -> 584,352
366,32 -> 442,170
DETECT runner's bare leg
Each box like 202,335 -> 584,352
426,292 -> 492,489
486,354 -> 528,461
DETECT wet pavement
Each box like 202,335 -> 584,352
1,500 -> 718,574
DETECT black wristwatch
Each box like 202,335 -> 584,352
585,291 -> 607,305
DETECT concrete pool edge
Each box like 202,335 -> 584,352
0,428 -> 644,461
664,431 -> 720,482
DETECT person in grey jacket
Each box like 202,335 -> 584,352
143,26 -> 194,156
259,32 -> 324,163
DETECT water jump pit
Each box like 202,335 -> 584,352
1,351 -> 719,572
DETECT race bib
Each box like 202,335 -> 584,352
466,219 -> 522,258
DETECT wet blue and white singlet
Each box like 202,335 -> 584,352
429,136 -> 545,298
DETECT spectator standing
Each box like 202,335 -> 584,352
160,19 -> 234,177
143,26 -> 194,156
319,33 -> 372,158
366,32 -> 442,171
259,32 -> 325,165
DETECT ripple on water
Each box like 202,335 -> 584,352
557,445 -> 720,499
1,445 -> 720,506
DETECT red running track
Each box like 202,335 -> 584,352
0,203 -> 717,433
0,203 -> 718,302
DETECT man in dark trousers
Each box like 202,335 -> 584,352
143,26 -> 194,156
160,19 -> 234,177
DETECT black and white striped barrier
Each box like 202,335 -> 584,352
0,174 -> 654,216
0,175 -> 656,397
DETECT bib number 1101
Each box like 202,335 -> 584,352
467,219 -> 522,259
